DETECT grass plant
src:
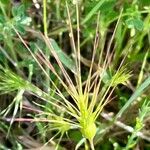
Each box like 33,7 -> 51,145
0,0 -> 150,150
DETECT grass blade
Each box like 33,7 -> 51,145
81,0 -> 106,25
115,75 -> 150,119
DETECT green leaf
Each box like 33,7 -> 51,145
20,16 -> 32,25
0,15 -> 5,24
12,5 -> 26,17
82,0 -> 107,24
14,23 -> 25,34
101,70 -> 111,84
126,18 -> 144,31
0,0 -> 10,5
99,0 -> 116,13
116,75 -> 150,119
134,19 -> 144,31
140,0 -> 150,6
69,130 -> 82,143
50,39 -> 76,73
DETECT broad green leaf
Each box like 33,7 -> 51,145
134,19 -> 144,31
50,39 -> 76,73
12,5 -> 25,17
126,18 -> 144,31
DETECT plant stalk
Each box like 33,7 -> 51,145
90,140 -> 95,150
43,0 -> 48,37
43,0 -> 50,92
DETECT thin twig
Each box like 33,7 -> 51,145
101,112 -> 150,142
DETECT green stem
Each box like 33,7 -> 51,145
0,2 -> 7,19
84,139 -> 89,150
43,0 -> 50,92
56,0 -> 60,20
43,0 -> 48,37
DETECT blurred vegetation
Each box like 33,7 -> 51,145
0,0 -> 150,149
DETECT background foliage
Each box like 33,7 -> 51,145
0,0 -> 150,149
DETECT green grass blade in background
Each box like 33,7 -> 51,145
115,75 -> 150,119
81,0 -> 107,24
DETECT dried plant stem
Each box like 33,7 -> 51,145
101,112 -> 150,142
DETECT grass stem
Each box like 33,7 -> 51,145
43,0 -> 50,92
90,140 -> 95,150
43,0 -> 48,37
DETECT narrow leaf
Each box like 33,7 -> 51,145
81,0 -> 107,24
116,75 -> 150,119
49,39 -> 76,73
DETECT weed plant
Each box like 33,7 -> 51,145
0,0 -> 150,150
